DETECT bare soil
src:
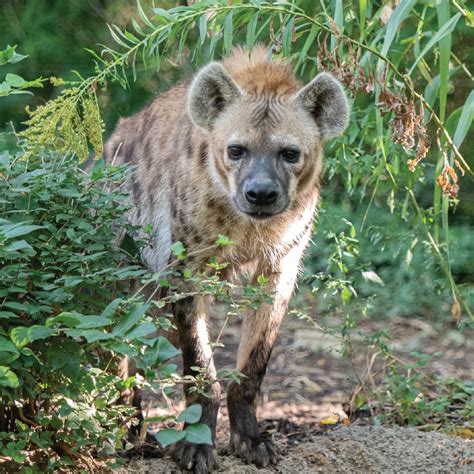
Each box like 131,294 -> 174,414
121,308 -> 473,473
124,426 -> 473,473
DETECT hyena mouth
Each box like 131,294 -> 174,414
246,210 -> 275,220
234,199 -> 280,220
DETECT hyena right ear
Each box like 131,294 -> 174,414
188,63 -> 242,130
294,72 -> 349,141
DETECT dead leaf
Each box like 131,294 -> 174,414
451,300 -> 461,323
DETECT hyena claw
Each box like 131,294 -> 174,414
229,432 -> 279,467
171,440 -> 219,473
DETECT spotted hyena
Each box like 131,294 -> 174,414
104,46 -> 349,472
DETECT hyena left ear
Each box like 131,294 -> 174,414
188,62 -> 242,130
294,72 -> 349,140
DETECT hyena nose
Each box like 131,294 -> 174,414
245,181 -> 279,205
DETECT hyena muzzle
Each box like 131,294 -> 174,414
104,46 -> 349,472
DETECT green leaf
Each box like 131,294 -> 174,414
282,17 -> 294,56
296,24 -> 319,69
131,18 -> 145,36
246,12 -> 259,51
257,274 -> 268,285
223,11 -> 233,55
359,0 -> 367,39
10,327 -> 29,349
76,315 -> 112,329
5,73 -> 26,88
0,336 -> 20,365
48,338 -> 81,381
0,81 -> 11,96
145,336 -> 180,366
125,322 -> 156,340
124,29 -> 140,43
28,325 -> 54,342
66,329 -> 113,343
3,302 -> 28,312
0,44 -> 28,65
341,286 -> 351,303
137,0 -> 155,29
452,91 -> 474,151
101,298 -> 123,319
177,404 -> 202,424
46,312 -> 82,328
331,0 -> 344,50
199,13 -> 208,46
380,0 -> 416,58
154,336 -> 180,361
2,240 -> 34,254
0,222 -> 45,240
108,24 -> 130,48
408,13 -> 461,76
435,1 -> 452,121
184,423 -> 213,445
0,366 -> 19,388
0,311 -> 18,320
171,241 -> 186,260
112,303 -> 149,336
216,234 -> 235,246
155,428 -> 185,448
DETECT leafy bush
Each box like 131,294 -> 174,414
304,201 -> 474,320
0,148 -> 149,468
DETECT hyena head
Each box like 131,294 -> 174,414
188,48 -> 349,220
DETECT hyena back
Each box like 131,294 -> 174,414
104,46 -> 349,472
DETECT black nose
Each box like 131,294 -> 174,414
245,181 -> 278,205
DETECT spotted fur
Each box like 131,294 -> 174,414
104,45 -> 349,472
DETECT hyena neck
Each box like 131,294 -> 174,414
210,184 -> 319,272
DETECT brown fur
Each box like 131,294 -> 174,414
104,45 -> 349,472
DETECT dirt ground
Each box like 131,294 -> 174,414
124,425 -> 473,473
121,307 -> 473,473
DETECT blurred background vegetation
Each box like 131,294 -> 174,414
1,0 -> 473,323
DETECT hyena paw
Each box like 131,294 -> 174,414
171,440 -> 218,473
229,431 -> 279,467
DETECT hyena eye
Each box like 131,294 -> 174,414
228,145 -> 245,160
280,148 -> 300,163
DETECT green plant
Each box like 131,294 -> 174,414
0,146 -> 156,468
351,350 -> 473,431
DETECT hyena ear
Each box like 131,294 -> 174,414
188,62 -> 242,130
294,72 -> 349,140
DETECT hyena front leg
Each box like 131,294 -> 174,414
227,239 -> 309,467
171,295 -> 221,473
